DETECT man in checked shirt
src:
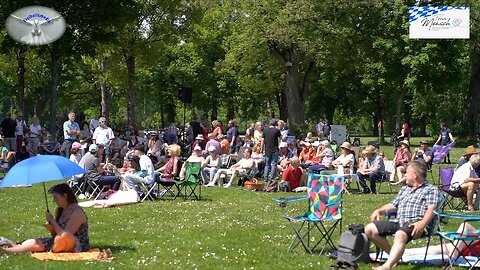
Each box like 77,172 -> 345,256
365,160 -> 442,270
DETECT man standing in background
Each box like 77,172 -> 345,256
61,112 -> 80,158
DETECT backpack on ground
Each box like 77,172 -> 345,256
332,224 -> 371,270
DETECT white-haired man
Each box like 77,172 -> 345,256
92,117 -> 115,163
450,154 -> 480,211
365,160 -> 442,270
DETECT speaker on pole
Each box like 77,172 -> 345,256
178,86 -> 192,104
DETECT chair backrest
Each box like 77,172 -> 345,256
220,154 -> 232,168
383,160 -> 395,181
439,167 -> 454,191
350,147 -> 360,171
306,173 -> 344,220
185,161 -> 202,184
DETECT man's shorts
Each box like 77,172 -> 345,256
374,220 -> 427,243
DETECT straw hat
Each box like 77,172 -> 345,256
340,141 -> 352,150
363,145 -> 376,155
464,145 -> 478,156
400,139 -> 410,148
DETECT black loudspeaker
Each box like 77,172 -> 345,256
178,86 -> 193,103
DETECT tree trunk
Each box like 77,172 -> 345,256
268,43 -> 314,126
418,117 -> 427,136
226,99 -> 235,120
125,54 -> 136,126
15,46 -> 26,114
211,106 -> 218,121
276,89 -> 288,121
395,83 -> 406,130
323,96 -> 337,125
463,40 -> 480,137
49,44 -> 60,134
99,56 -> 113,120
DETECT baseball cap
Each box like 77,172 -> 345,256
89,144 -> 99,153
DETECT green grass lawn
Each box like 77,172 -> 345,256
0,141 -> 475,269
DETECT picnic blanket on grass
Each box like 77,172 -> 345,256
371,252 -> 480,267
78,189 -> 139,208
31,248 -> 114,261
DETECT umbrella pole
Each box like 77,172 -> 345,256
43,182 -> 49,212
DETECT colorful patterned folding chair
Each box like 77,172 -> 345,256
273,174 -> 344,255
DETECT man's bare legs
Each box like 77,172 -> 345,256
365,223 -> 392,254
461,182 -> 477,211
372,230 -> 408,270
224,169 -> 240,188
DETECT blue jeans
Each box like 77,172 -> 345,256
202,167 -> 219,183
97,175 -> 121,191
356,171 -> 383,193
264,152 -> 279,181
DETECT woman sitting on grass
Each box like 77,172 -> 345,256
403,222 -> 480,258
0,183 -> 89,254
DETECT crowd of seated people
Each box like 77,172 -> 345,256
5,110 -> 451,198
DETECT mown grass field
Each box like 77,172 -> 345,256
0,137 -> 476,269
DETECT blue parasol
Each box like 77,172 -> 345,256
0,155 -> 86,211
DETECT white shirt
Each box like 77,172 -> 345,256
29,124 -> 42,138
15,120 -> 26,136
450,162 -> 477,190
139,155 -> 155,183
333,153 -> 355,169
92,126 -> 115,146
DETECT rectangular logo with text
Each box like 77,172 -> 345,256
409,6 -> 469,39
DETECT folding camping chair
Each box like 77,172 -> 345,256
434,211 -> 480,270
378,160 -> 395,194
68,174 -> 86,196
153,160 -> 183,199
439,167 -> 468,210
273,174 -> 344,255
174,161 -> 202,200
375,193 -> 446,264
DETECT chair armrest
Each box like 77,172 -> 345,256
433,210 -> 480,222
273,195 -> 309,204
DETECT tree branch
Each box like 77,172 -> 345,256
267,41 -> 286,64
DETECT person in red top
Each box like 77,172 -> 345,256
281,157 -> 304,191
